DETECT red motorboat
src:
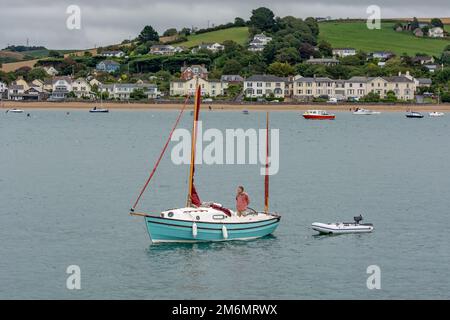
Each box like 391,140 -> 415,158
303,110 -> 335,120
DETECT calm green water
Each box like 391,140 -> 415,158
1,110 -> 449,299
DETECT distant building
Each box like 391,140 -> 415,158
180,65 -> 209,81
220,75 -> 244,84
100,50 -> 125,58
412,56 -> 435,65
306,56 -> 339,66
428,27 -> 444,38
50,76 -> 73,100
413,28 -> 424,37
44,66 -> 59,76
424,64 -> 439,73
243,75 -> 290,99
96,60 -> 121,73
292,71 -> 422,101
72,78 -> 93,99
100,83 -> 160,100
149,45 -> 183,55
248,33 -> 272,52
332,48 -> 357,57
371,51 -> 395,60
192,42 -> 224,53
0,81 -> 9,99
170,76 -> 228,97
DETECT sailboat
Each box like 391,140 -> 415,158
90,86 -> 109,113
130,85 -> 281,243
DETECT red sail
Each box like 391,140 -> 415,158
187,85 -> 202,207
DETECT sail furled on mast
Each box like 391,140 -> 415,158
187,85 -> 202,207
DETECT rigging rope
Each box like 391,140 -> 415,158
131,95 -> 190,211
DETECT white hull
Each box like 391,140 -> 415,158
312,222 -> 373,234
429,112 -> 444,117
353,109 -> 380,115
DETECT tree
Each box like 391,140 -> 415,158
48,50 -> 63,58
410,17 -> 420,31
222,59 -> 242,75
180,28 -> 191,36
163,28 -> 178,37
234,17 -> 246,27
298,43 -> 316,60
249,7 -> 275,32
318,40 -> 333,57
138,25 -> 159,43
267,62 -> 295,77
304,17 -> 319,36
430,18 -> 444,28
130,88 -> 147,100
275,47 -> 300,64
28,68 -> 48,81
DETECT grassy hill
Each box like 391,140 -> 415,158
319,21 -> 450,56
178,27 -> 249,48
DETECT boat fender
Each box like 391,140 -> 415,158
222,225 -> 228,239
192,222 -> 198,238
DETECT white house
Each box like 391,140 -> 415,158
50,76 -> 73,100
170,76 -> 228,97
192,43 -> 224,53
72,78 -> 93,98
100,83 -> 160,100
243,75 -> 289,99
44,66 -> 59,76
150,45 -> 183,55
332,48 -> 357,57
101,50 -> 125,58
428,27 -> 444,38
248,33 -> 272,52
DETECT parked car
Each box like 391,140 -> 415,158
327,97 -> 338,104
203,98 -> 213,103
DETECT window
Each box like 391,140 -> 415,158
247,82 -> 253,87
257,82 -> 263,87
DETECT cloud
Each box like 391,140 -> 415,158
0,0 -> 449,49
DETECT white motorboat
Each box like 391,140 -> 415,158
353,108 -> 380,115
406,111 -> 424,118
312,215 -> 373,235
429,112 -> 444,117
6,108 -> 24,113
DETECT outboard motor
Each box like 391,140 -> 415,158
354,215 -> 363,224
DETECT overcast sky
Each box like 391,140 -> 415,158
0,0 -> 449,50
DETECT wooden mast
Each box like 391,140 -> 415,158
264,112 -> 269,213
187,84 -> 201,207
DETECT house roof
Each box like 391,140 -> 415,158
99,60 -> 120,66
181,65 -> 208,73
383,76 -> 414,83
221,75 -> 244,81
245,75 -> 288,82
417,78 -> 432,84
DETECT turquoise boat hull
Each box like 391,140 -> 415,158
145,215 -> 281,243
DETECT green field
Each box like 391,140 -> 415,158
319,21 -> 450,56
178,27 -> 250,48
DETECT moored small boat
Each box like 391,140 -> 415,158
406,111 -> 424,118
353,108 -> 380,115
429,112 -> 444,117
312,215 -> 373,235
6,108 -> 24,113
303,110 -> 335,120
89,106 -> 109,113
242,110 -> 249,115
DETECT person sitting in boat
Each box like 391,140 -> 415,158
236,186 -> 250,217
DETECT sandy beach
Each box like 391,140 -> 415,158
2,100 -> 450,112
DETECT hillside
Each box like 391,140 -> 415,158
178,27 -> 250,48
318,21 -> 450,56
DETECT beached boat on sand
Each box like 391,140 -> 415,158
130,85 -> 280,243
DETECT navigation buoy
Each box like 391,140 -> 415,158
222,225 -> 228,239
192,222 -> 198,238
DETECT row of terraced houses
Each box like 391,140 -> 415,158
169,65 -> 432,101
